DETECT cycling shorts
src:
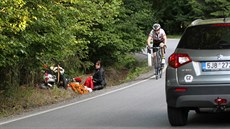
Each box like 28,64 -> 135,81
153,40 -> 164,52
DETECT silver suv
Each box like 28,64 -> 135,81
166,18 -> 230,126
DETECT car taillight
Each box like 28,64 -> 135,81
215,97 -> 227,105
168,53 -> 192,68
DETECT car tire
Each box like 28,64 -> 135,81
167,106 -> 188,126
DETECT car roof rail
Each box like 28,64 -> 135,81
191,19 -> 203,26
190,18 -> 230,26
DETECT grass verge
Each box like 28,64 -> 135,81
0,54 -> 151,119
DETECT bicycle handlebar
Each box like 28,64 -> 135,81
151,46 -> 161,49
148,46 -> 161,50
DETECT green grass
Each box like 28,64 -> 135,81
0,86 -> 76,118
125,62 -> 151,81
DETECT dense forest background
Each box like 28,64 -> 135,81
0,0 -> 229,93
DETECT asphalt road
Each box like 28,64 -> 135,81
1,39 -> 230,129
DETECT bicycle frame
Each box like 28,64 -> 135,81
152,47 -> 163,79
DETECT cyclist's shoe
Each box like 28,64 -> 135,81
161,58 -> 165,64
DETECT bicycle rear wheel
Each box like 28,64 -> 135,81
154,63 -> 159,80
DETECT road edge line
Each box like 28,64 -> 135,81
0,78 -> 151,126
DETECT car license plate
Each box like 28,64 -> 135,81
202,62 -> 230,71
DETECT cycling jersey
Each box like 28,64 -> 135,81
149,28 -> 166,44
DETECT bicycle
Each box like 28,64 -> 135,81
152,46 -> 164,80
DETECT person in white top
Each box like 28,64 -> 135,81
147,23 -> 167,64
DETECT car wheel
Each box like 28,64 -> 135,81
167,106 -> 188,126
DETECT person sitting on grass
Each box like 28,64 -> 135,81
84,60 -> 106,90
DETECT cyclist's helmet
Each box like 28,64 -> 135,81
152,23 -> 161,30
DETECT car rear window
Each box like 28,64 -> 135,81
178,24 -> 230,49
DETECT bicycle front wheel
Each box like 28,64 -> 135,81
159,68 -> 162,78
156,52 -> 161,80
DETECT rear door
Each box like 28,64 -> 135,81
176,49 -> 230,85
176,24 -> 230,85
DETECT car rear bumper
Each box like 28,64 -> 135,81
166,86 -> 230,108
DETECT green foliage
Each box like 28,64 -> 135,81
125,67 -> 148,81
0,0 -> 30,67
87,0 -> 152,65
204,0 -> 230,18
0,0 -> 154,90
0,0 -> 30,33
113,54 -> 136,69
150,0 -> 230,34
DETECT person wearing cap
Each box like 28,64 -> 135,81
147,23 -> 167,65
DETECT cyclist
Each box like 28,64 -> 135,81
147,23 -> 167,65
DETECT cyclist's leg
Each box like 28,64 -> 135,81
152,52 -> 156,63
159,43 -> 166,64
159,43 -> 165,57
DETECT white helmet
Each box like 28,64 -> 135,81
152,23 -> 161,30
